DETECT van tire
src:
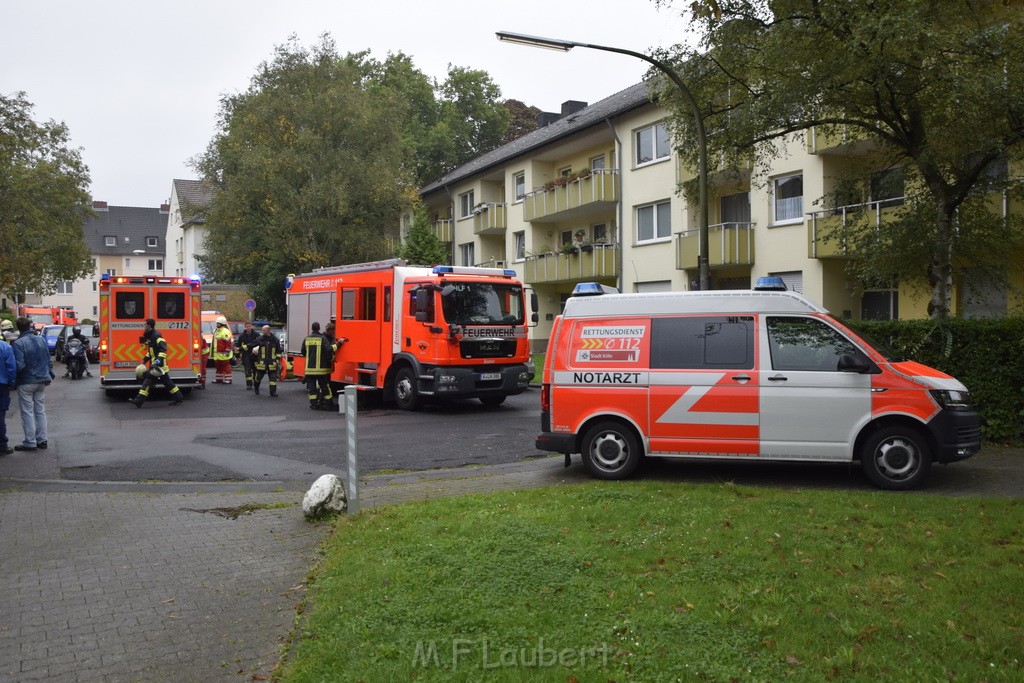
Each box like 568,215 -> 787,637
581,421 -> 642,480
393,366 -> 421,411
860,426 -> 932,490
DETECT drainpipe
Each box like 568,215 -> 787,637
605,117 -> 623,292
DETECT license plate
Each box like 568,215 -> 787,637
480,372 -> 501,381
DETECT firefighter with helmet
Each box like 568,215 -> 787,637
212,315 -> 234,384
251,325 -> 282,397
0,319 -> 16,343
129,318 -> 184,407
235,320 -> 260,390
301,321 -> 345,410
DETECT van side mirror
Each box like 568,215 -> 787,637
837,353 -> 871,373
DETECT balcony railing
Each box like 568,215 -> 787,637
523,169 -> 618,222
805,124 -> 874,155
521,243 -> 618,285
432,219 -> 453,243
675,223 -> 755,270
474,259 -> 508,269
472,203 -> 507,235
807,197 -> 904,258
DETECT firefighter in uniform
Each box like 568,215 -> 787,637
235,321 -> 260,390
129,319 -> 184,407
212,315 -> 234,384
301,321 -> 343,410
252,325 -> 282,397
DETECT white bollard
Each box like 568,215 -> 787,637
344,385 -> 359,513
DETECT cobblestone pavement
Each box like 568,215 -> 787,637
1,448 -> 1021,681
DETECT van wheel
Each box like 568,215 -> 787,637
860,426 -> 932,490
393,367 -> 421,411
581,421 -> 642,480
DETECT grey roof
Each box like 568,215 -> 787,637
83,206 -> 168,256
420,80 -> 656,195
173,179 -> 216,225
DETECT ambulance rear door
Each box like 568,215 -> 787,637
103,284 -> 150,380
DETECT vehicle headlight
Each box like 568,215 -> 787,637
930,389 -> 973,411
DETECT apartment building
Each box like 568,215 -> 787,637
417,81 -> 1023,350
165,178 -> 216,279
25,201 -> 169,322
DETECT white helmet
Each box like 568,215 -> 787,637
216,315 -> 227,326
135,364 -> 149,381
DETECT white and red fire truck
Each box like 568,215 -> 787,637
285,259 -> 536,409
97,274 -> 206,395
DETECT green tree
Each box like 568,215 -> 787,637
194,36 -> 411,320
659,0 -> 1024,318
398,204 -> 450,266
501,99 -> 540,145
0,92 -> 92,298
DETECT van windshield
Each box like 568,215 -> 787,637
440,282 -> 524,326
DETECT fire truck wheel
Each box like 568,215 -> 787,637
581,420 -> 642,480
479,395 -> 506,408
393,366 -> 421,411
860,425 -> 932,490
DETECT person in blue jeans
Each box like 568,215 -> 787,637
11,316 -> 52,451
0,327 -> 16,455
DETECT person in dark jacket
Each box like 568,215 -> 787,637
129,319 -> 185,408
251,325 -> 282,397
0,330 -> 16,454
11,317 -> 52,451
301,322 -> 344,410
235,321 -> 261,390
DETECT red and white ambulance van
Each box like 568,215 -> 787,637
536,279 -> 981,490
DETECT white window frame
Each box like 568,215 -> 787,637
56,281 -> 73,295
459,191 -> 475,219
148,259 -> 163,271
635,122 -> 670,167
590,155 -> 606,170
104,236 -> 116,247
772,173 -> 804,225
124,258 -> 131,269
513,231 -> 526,261
513,172 -> 525,202
105,268 -> 116,277
459,242 -> 475,267
146,236 -> 158,248
636,201 -> 672,244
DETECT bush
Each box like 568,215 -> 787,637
846,317 -> 1024,443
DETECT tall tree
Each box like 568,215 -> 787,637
398,203 -> 450,266
194,36 -> 412,320
659,0 -> 1024,318
0,92 -> 92,300
501,99 -> 540,145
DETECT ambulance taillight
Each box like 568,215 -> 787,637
540,383 -> 551,412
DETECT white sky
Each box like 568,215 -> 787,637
1,0 -> 691,208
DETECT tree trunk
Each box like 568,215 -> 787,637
926,203 -> 954,319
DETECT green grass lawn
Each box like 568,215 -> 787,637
280,482 -> 1023,681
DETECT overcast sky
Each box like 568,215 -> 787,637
1,0 -> 690,208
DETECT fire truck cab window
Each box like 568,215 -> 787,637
651,316 -> 754,370
440,283 -> 524,326
115,292 -> 145,319
156,292 -> 185,319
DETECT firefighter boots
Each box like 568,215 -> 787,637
129,396 -> 144,408
169,393 -> 184,406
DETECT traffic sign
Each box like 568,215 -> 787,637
244,298 -> 256,311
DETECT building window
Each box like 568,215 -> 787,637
513,232 -> 526,260
593,224 -> 608,243
636,201 -> 672,243
869,168 -> 905,208
459,191 -> 475,218
104,236 -> 116,247
56,281 -> 73,294
92,306 -> 97,316
146,236 -> 159,248
635,122 -> 670,166
148,259 -> 163,271
125,258 -> 131,269
721,192 -> 751,224
105,268 -> 116,277
92,281 -> 97,292
459,242 -> 475,266
513,172 -> 525,202
591,155 -> 605,170
773,174 -> 803,224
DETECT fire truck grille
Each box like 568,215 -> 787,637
459,338 -> 517,359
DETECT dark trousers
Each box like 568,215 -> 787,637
253,365 -> 278,394
305,374 -> 332,406
137,372 -> 181,402
0,386 -> 10,447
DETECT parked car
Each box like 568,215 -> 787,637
53,324 -> 100,364
43,325 -> 64,355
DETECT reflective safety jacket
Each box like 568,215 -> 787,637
144,333 -> 169,368
213,325 -> 234,361
253,334 -> 282,371
236,328 -> 260,355
301,333 -> 336,376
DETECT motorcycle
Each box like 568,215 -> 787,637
64,338 -> 88,380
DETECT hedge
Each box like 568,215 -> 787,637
846,317 -> 1024,444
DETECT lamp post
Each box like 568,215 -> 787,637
497,31 -> 710,291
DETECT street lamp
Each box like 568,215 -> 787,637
496,31 -> 710,291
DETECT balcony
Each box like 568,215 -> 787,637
523,169 -> 617,223
475,259 -> 508,269
805,124 -> 877,156
175,251 -> 183,264
807,197 -> 904,258
432,219 -> 453,243
472,203 -> 507,235
675,223 -> 755,270
521,243 -> 618,285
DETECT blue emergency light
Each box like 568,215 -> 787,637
572,282 -> 619,297
754,276 -> 787,291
